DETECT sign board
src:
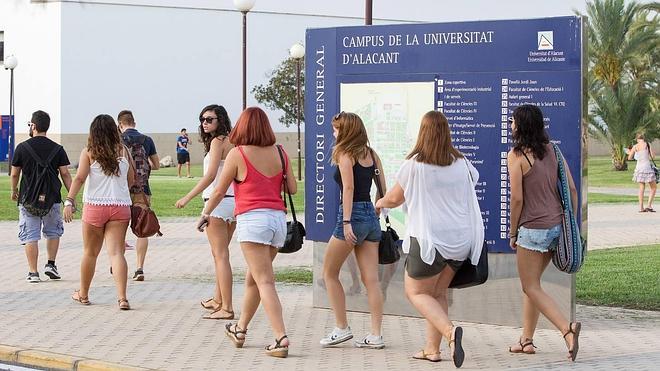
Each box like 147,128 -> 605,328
1,115 -> 11,162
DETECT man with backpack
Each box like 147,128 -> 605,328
10,110 -> 72,283
118,110 -> 159,281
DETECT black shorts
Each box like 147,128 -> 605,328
405,237 -> 463,279
177,152 -> 190,165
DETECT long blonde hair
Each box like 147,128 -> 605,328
407,111 -> 463,166
331,112 -> 370,164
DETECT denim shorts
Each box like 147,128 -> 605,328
204,197 -> 236,223
332,202 -> 381,245
517,224 -> 561,253
18,204 -> 64,244
235,208 -> 286,247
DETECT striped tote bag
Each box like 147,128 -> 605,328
551,143 -> 586,273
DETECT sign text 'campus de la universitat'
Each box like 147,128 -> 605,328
305,16 -> 584,254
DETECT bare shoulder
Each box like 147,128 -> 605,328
507,149 -> 520,162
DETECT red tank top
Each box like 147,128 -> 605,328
233,146 -> 288,215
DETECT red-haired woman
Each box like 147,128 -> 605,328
202,107 -> 297,358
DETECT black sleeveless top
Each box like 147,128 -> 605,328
334,161 -> 375,203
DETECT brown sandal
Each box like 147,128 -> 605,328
118,298 -> 131,310
412,350 -> 441,362
265,335 -> 289,358
225,323 -> 247,348
563,322 -> 581,362
200,297 -> 221,311
203,308 -> 234,320
71,290 -> 90,305
509,337 -> 537,354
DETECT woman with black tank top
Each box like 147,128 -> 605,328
507,105 -> 581,362
319,112 -> 386,349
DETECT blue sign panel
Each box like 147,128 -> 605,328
305,17 -> 583,253
0,115 -> 11,162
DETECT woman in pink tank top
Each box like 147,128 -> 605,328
507,105 -> 581,362
201,107 -> 297,358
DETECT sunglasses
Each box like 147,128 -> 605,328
200,116 -> 218,124
333,111 -> 345,121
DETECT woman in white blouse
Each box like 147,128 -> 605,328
376,111 -> 482,368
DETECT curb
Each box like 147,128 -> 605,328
0,344 -> 154,371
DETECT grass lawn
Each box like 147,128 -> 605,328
577,245 -> 660,311
588,156 -> 636,188
588,193 -> 639,204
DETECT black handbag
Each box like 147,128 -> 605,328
449,160 -> 488,288
369,149 -> 401,265
648,143 -> 659,184
276,145 -> 306,254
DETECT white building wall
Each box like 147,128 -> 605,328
0,0 -> 62,135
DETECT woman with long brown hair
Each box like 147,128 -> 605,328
64,114 -> 135,310
376,111 -> 482,368
320,112 -> 386,350
176,104 -> 236,320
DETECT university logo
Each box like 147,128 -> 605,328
538,31 -> 554,50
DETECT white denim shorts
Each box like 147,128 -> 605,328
204,197 -> 236,223
236,208 -> 286,247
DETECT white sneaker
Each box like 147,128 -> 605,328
354,334 -> 385,349
26,272 -> 41,283
319,326 -> 353,347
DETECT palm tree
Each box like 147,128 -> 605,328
585,0 -> 659,170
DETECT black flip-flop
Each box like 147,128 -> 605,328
451,326 -> 465,368
645,208 -> 656,212
639,209 -> 648,213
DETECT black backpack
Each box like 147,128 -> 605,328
19,142 -> 63,217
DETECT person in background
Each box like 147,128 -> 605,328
177,128 -> 192,178
176,104 -> 236,320
118,110 -> 159,281
320,112 -> 386,350
628,133 -> 656,212
10,110 -> 72,283
65,114 -> 135,310
202,107 -> 296,358
376,111 -> 477,368
507,104 -> 581,362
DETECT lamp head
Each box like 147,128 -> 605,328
233,0 -> 256,12
289,43 -> 305,59
4,55 -> 18,70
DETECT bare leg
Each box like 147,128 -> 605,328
510,293 -> 541,352
322,237 -> 354,329
648,182 -> 657,209
79,222 -> 104,298
206,218 -> 235,314
105,220 -> 130,301
239,242 -> 288,346
347,252 -> 361,294
186,162 -> 191,177
405,267 -> 457,343
135,238 -> 148,271
25,242 -> 38,273
46,238 -> 59,262
354,240 -> 383,336
638,183 -> 646,211
177,164 -> 182,177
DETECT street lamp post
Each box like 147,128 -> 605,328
4,55 -> 18,175
289,43 -> 304,181
365,0 -> 373,25
234,0 -> 256,111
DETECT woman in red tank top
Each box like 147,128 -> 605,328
201,107 -> 297,358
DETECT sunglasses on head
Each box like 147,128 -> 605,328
200,116 -> 218,124
333,111 -> 345,121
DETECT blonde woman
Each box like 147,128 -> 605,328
320,112 -> 386,349
628,133 -> 656,212
376,111 -> 479,368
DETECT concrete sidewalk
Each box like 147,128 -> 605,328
0,204 -> 659,370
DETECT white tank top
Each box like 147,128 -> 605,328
635,144 -> 653,172
83,156 -> 132,206
202,155 -> 234,199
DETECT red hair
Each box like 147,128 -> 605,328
229,107 -> 276,146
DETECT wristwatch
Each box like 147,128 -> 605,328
64,200 -> 74,208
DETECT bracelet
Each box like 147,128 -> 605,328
342,220 -> 351,225
509,234 -> 517,239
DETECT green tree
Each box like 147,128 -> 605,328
252,57 -> 305,127
585,0 -> 659,170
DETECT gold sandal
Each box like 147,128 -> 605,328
412,350 -> 441,362
71,290 -> 90,305
225,323 -> 247,348
200,298 -> 221,311
265,335 -> 288,358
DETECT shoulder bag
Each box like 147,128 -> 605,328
647,143 -> 659,183
551,143 -> 585,273
449,159 -> 489,289
369,149 -> 401,265
277,145 -> 306,254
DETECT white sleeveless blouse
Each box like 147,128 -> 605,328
83,157 -> 132,206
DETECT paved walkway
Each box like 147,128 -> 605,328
0,204 -> 659,370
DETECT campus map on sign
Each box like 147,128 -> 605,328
340,82 -> 435,230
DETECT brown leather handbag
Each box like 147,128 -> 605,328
130,193 -> 163,238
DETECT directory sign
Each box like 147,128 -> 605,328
305,17 -> 584,253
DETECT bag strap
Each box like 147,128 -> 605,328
368,148 -> 391,227
276,145 -> 298,223
647,142 -> 658,167
23,142 -> 61,168
552,143 -> 571,212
